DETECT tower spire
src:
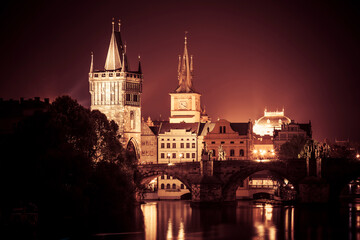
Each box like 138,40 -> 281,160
138,55 -> 142,73
89,52 -> 94,73
121,53 -> 126,73
104,18 -> 122,70
118,19 -> 121,32
175,31 -> 193,93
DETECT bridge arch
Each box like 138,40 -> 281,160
139,170 -> 192,192
222,165 -> 299,201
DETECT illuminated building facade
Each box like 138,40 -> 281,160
89,20 -> 142,158
253,109 -> 291,136
204,119 -> 252,160
140,120 -> 158,164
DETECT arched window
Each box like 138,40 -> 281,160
130,111 -> 135,129
172,184 -> 176,189
230,149 -> 235,156
161,184 -> 165,189
240,149 -> 244,156
166,184 -> 170,189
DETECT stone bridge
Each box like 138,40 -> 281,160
137,158 -> 360,204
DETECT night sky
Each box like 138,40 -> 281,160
1,0 -> 359,142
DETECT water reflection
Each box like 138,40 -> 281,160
141,200 -> 358,240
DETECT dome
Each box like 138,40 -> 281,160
253,109 -> 291,136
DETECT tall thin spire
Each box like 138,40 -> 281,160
118,19 -> 121,32
121,53 -> 126,73
90,52 -> 94,73
138,55 -> 142,73
175,31 -> 194,93
104,18 -> 122,71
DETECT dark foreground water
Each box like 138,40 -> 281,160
138,200 -> 360,240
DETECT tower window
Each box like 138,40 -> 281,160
133,95 -> 138,102
126,94 -> 131,101
130,111 -> 135,129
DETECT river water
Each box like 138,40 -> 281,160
138,200 -> 360,240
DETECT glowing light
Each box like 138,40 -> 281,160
271,152 -> 275,156
356,154 -> 360,159
253,149 -> 258,154
167,153 -> 171,157
179,153 -> 183,158
168,162 -> 174,166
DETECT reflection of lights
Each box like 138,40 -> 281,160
255,159 -> 271,163
265,204 -> 273,221
178,221 -> 185,240
141,202 -> 157,240
168,162 -> 174,166
166,219 -> 172,239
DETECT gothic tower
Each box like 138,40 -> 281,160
169,34 -> 201,123
89,20 -> 142,158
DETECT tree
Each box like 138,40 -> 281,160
278,135 -> 307,160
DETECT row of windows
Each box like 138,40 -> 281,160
210,141 -> 244,144
161,138 -> 195,141
94,73 -> 141,78
210,149 -> 245,157
160,183 -> 186,190
125,93 -> 139,102
160,152 -> 196,159
161,142 -> 196,149
141,151 -> 154,156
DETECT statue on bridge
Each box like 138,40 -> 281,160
218,144 -> 226,161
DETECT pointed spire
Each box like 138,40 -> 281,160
118,19 -> 121,32
89,52 -> 94,73
175,31 -> 194,93
138,55 -> 142,73
104,18 -> 122,71
121,53 -> 126,73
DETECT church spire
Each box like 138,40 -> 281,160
104,18 -> 122,71
175,32 -> 194,93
